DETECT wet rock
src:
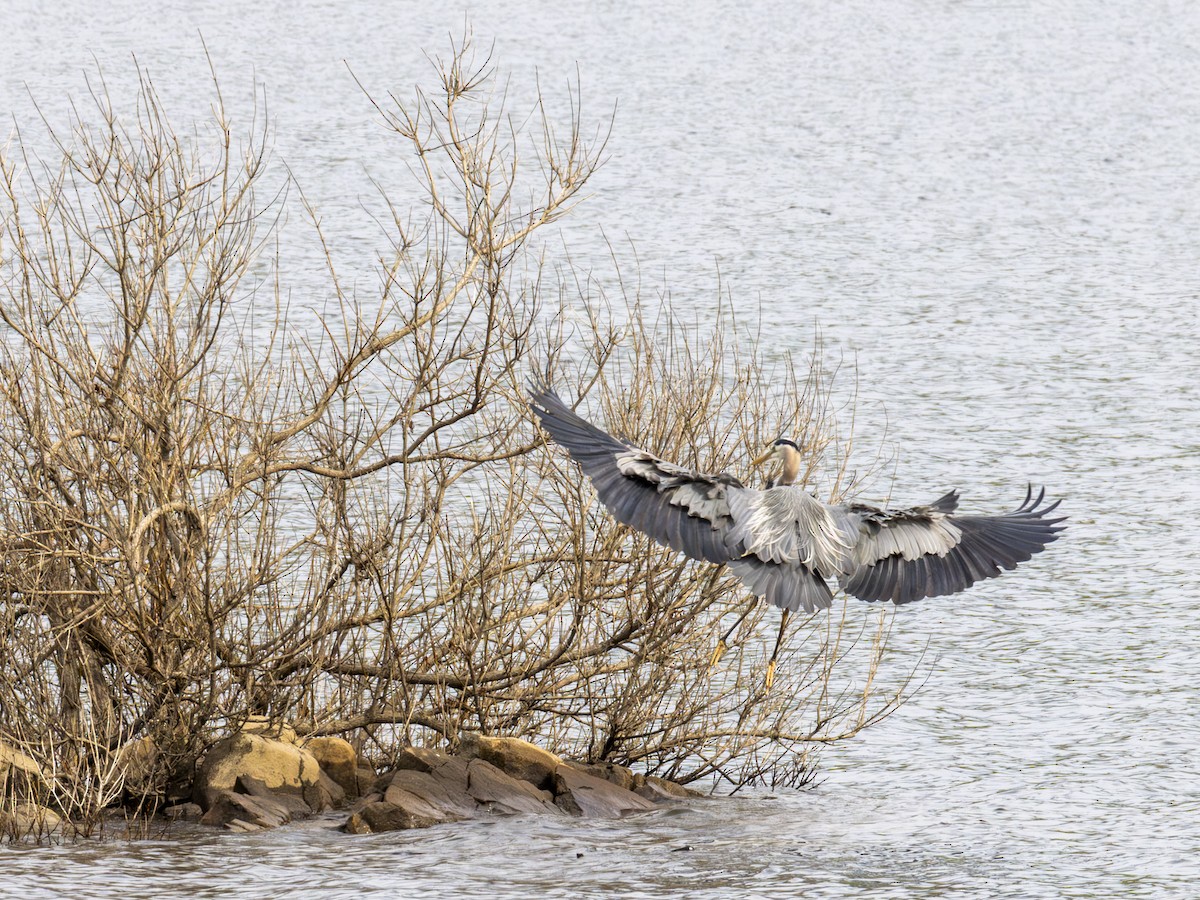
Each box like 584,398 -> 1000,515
634,774 -> 701,801
344,800 -> 444,834
200,790 -> 293,831
459,733 -> 562,790
193,732 -> 326,814
552,765 -> 657,818
385,769 -> 477,819
162,802 -> 203,822
461,758 -> 563,816
562,759 -> 637,792
349,786 -> 383,809
303,736 -> 362,799
224,819 -> 266,834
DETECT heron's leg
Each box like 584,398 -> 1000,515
765,608 -> 792,691
709,598 -> 757,668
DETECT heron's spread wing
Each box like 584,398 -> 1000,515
529,387 -> 742,564
839,487 -> 1067,605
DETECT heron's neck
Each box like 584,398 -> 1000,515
777,448 -> 801,486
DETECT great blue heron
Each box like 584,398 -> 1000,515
529,387 -> 1066,685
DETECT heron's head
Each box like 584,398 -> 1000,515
750,438 -> 802,485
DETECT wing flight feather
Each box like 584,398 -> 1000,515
530,388 -> 742,564
840,487 -> 1066,605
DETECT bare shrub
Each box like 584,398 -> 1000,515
0,39 -> 913,837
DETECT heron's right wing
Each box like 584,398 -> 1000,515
529,387 -> 742,564
839,487 -> 1066,604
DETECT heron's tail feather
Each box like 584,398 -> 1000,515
728,558 -> 832,613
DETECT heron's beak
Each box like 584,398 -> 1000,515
750,447 -> 775,468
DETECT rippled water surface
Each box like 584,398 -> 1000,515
4,1 -> 1200,897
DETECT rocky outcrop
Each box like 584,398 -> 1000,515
343,736 -> 693,834
346,746 -> 565,833
4,727 -> 698,837
189,728 -> 697,834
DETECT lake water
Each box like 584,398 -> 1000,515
4,1 -> 1200,897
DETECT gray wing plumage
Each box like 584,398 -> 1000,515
529,387 -> 742,565
531,387 -> 1066,614
839,487 -> 1067,605
727,557 -> 836,613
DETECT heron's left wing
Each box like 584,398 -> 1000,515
839,487 -> 1066,604
529,387 -> 742,564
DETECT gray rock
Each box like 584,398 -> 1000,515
349,790 -> 383,811
552,765 -> 657,818
317,769 -> 347,807
355,765 -> 377,792
344,800 -> 446,833
385,769 -> 478,819
236,775 -> 316,818
393,745 -> 455,774
461,758 -> 563,816
199,789 -> 293,830
459,733 -> 563,790
635,775 -> 701,801
563,759 -> 637,792
162,802 -> 203,821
